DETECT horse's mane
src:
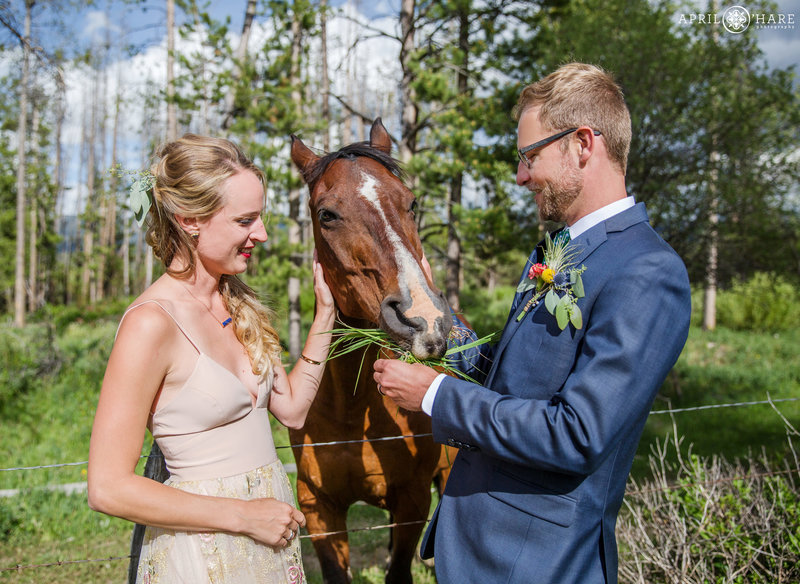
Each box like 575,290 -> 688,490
301,141 -> 407,190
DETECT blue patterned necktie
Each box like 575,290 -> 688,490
553,228 -> 571,246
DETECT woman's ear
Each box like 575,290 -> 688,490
175,215 -> 199,237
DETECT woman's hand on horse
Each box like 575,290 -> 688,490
312,251 -> 335,316
373,359 -> 438,411
237,498 -> 305,548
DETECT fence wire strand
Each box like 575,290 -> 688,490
3,397 -> 798,473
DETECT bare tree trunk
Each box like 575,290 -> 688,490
27,106 -> 40,313
287,5 -> 304,361
320,0 -> 330,151
222,0 -> 257,131
53,78 -> 65,238
445,7 -> 469,312
398,0 -> 417,165
166,0 -> 177,140
96,46 -> 110,302
702,0 -> 720,332
81,66 -> 99,305
14,0 -> 33,328
703,160 -> 719,331
104,83 -> 121,298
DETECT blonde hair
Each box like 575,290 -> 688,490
147,133 -> 281,381
513,63 -> 632,174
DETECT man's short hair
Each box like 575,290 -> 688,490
513,63 -> 632,174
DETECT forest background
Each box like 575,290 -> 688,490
1,0 -> 800,582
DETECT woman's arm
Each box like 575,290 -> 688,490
87,304 -> 304,547
269,257 -> 335,429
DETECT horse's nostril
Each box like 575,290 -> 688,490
381,297 -> 424,333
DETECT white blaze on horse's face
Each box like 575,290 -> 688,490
357,171 -> 451,359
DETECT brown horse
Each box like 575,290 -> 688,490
289,118 -> 453,584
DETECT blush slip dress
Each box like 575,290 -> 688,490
120,301 -> 305,584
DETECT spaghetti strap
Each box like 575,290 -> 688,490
117,300 -> 201,354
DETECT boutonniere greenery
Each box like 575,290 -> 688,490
515,232 -> 586,330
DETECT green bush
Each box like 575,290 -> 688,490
693,272 -> 800,332
619,434 -> 800,584
458,284 -> 516,337
0,324 -> 61,416
32,297 -> 132,332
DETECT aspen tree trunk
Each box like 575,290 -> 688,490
445,7 -> 469,312
222,0 -> 257,131
166,0 -> 177,141
53,78 -> 66,299
287,6 -> 304,362
104,86 -> 121,298
27,106 -> 40,313
702,0 -> 720,331
14,0 -> 33,328
81,66 -> 100,305
96,50 -> 110,302
342,31 -> 353,145
398,0 -> 417,166
320,0 -> 330,151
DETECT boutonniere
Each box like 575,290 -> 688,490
515,232 -> 586,330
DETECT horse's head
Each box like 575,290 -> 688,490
290,118 -> 453,359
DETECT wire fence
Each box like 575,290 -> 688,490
2,395 -> 799,574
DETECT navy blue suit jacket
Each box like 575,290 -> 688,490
422,202 -> 691,584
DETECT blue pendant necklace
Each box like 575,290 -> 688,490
184,285 -> 232,328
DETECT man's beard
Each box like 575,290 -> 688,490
536,158 -> 582,223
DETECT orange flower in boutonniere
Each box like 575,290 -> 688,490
516,232 -> 586,330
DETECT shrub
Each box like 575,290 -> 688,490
618,425 -> 800,584
694,272 -> 800,332
0,324 -> 61,415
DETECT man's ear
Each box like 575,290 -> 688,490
576,127 -> 597,165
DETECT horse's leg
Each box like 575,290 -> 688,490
384,486 -> 431,584
297,480 -> 353,584
127,441 -> 169,584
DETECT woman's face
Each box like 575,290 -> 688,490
195,170 -> 267,276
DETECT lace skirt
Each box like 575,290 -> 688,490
136,460 -> 305,584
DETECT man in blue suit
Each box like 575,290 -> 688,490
373,62 -> 691,583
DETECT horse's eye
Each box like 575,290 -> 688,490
318,209 -> 339,225
409,200 -> 418,218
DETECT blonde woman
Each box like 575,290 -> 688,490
88,134 -> 334,584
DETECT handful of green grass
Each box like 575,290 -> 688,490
325,319 -> 501,386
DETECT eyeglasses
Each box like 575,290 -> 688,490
517,128 -> 602,169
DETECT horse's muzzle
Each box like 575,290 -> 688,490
379,292 -> 453,360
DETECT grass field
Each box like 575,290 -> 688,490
1,315 -> 798,582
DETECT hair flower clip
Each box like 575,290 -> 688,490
128,171 -> 155,227
110,165 -> 155,227
515,232 -> 586,330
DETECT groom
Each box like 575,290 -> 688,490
373,62 -> 691,584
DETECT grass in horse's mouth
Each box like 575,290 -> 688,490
323,319 -> 500,390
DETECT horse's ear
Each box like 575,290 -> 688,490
290,135 -> 319,175
369,117 -> 392,155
